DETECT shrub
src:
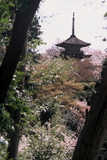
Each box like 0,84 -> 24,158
18,125 -> 72,160
62,109 -> 84,137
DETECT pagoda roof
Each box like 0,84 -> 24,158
56,35 -> 91,48
56,13 -> 91,48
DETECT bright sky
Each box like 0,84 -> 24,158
37,0 -> 107,52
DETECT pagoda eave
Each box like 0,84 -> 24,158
56,42 -> 91,48
56,13 -> 91,59
56,35 -> 91,48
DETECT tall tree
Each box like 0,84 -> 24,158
0,0 -> 41,159
72,4 -> 107,159
0,0 -> 41,103
6,42 -> 27,160
72,60 -> 107,159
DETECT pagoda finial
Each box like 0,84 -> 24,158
72,12 -> 75,37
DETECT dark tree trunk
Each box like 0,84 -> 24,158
7,42 -> 27,160
0,0 -> 41,103
72,67 -> 107,160
7,109 -> 21,160
0,1 -> 41,159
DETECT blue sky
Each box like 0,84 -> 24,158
37,0 -> 107,52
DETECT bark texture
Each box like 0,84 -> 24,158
0,1 -> 41,160
72,67 -> 107,160
0,0 -> 41,103
7,109 -> 21,160
6,42 -> 27,160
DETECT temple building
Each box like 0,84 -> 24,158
56,13 -> 91,58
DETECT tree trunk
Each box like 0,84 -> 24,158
0,0 -> 41,103
72,67 -> 107,160
0,1 -> 41,159
7,109 -> 21,160
6,42 -> 27,160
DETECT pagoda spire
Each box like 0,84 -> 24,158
56,12 -> 91,59
72,12 -> 75,37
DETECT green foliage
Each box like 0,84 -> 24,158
0,1 -> 14,47
0,10 -> 101,157
62,109 -> 84,136
33,57 -> 97,109
23,97 -> 60,128
18,125 -> 72,160
0,1 -> 43,159
0,104 -> 13,134
27,10 -> 43,53
83,58 -> 107,106
35,58 -> 72,85
17,55 -> 100,159
17,91 -> 74,159
75,83 -> 95,104
0,143 -> 7,160
0,63 -> 31,136
104,12 -> 107,17
38,98 -> 59,125
6,72 -> 29,112
0,0 -> 43,59
0,0 -> 14,19
28,15 -> 42,42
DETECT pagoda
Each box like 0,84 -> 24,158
56,13 -> 91,58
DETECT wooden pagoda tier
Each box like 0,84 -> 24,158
56,13 -> 91,58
